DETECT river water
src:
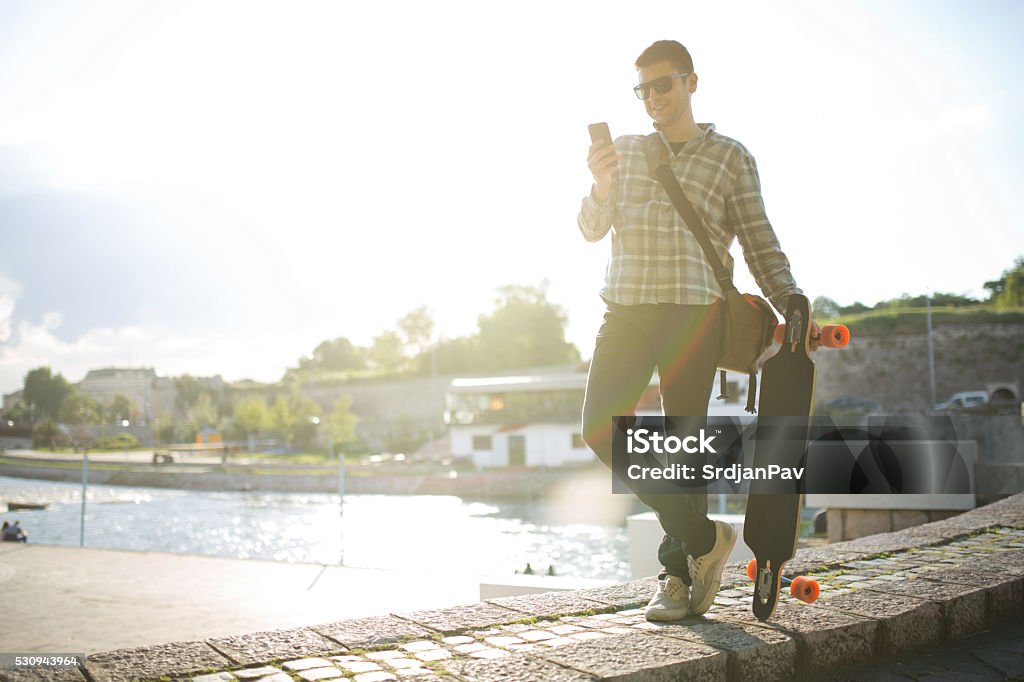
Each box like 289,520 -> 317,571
0,476 -> 631,580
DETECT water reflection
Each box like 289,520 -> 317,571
0,477 -> 630,580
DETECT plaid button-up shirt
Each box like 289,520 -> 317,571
578,123 -> 800,314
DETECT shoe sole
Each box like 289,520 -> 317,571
644,607 -> 689,622
689,524 -> 738,616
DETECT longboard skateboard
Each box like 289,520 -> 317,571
743,294 -> 836,621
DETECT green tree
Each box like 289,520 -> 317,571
268,395 -> 295,437
326,396 -> 358,447
189,393 -> 220,430
106,394 -> 137,424
872,292 -> 978,311
233,397 -> 270,435
839,301 -> 871,315
282,393 -> 321,450
474,284 -> 580,371
32,419 -> 59,449
369,329 -> 406,374
153,412 -> 177,445
23,367 -> 72,422
308,337 -> 366,372
985,256 -> 1024,309
397,305 -> 435,357
58,391 -> 101,425
931,292 -> 979,307
284,337 -> 367,380
812,296 -> 841,319
422,335 -> 477,375
174,375 -> 203,412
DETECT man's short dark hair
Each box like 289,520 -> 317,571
635,40 -> 694,74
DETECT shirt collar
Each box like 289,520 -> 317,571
655,122 -> 716,148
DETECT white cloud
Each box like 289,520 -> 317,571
0,275 -> 21,345
0,294 -> 14,344
0,310 -> 317,394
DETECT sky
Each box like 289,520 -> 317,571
1,0 -> 1022,394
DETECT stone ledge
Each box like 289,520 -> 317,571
536,631 -> 726,681
310,615 -> 437,650
809,589 -> 942,657
73,493 -> 1024,681
708,603 -> 877,676
644,618 -> 796,682
205,628 -> 347,667
82,641 -> 231,682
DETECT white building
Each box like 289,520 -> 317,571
445,371 -> 750,469
77,368 -> 171,424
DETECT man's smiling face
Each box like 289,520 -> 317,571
637,60 -> 696,130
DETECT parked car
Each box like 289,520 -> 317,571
933,390 -> 989,411
822,395 -> 884,417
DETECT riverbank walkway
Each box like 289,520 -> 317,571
0,545 -> 481,655
3,492 -> 1024,681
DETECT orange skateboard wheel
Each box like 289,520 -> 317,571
746,559 -> 758,581
790,576 -> 820,603
820,324 -> 851,348
773,323 -> 850,348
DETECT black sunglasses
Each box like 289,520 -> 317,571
633,73 -> 690,100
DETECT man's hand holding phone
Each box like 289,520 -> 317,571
587,122 -> 620,203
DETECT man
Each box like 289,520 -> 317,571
578,40 -> 805,621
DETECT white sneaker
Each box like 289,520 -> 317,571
644,574 -> 689,622
688,520 -> 737,615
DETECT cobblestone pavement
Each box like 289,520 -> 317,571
51,520 -> 1021,682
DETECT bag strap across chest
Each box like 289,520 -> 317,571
640,133 -> 773,413
640,133 -> 735,294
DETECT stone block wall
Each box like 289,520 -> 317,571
814,323 -> 1024,412
827,508 -> 961,542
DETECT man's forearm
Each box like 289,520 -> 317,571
578,190 -> 613,242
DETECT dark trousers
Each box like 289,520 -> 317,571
581,301 -> 723,583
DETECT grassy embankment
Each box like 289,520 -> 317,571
828,306 -> 1024,336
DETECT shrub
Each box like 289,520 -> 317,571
32,420 -> 59,449
94,432 -> 139,450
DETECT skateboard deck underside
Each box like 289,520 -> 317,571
743,295 -> 816,620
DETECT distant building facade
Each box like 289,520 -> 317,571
77,367 -> 223,425
77,368 -> 173,424
445,371 -> 750,468
2,389 -> 23,413
4,367 -> 227,429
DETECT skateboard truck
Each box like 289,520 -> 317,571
773,321 -> 851,349
755,560 -> 774,605
748,559 -> 820,605
787,311 -> 804,348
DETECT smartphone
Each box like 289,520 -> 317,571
588,122 -> 612,146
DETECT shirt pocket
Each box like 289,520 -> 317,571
616,174 -> 666,237
620,173 -> 661,208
